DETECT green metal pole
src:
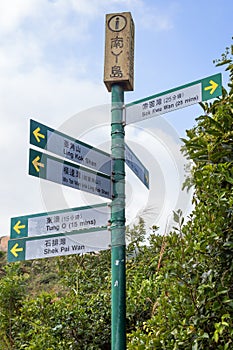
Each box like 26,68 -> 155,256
111,84 -> 126,350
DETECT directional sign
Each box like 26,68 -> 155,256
10,203 -> 110,239
30,119 -> 111,175
29,149 -> 112,199
125,73 -> 222,124
125,144 -> 149,189
8,227 -> 110,262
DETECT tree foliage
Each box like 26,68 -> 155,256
127,42 -> 233,349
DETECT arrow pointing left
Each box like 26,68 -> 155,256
10,243 -> 23,257
13,220 -> 26,234
33,127 -> 45,143
32,155 -> 44,172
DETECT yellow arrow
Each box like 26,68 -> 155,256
33,127 -> 45,143
10,243 -> 23,257
13,220 -> 26,234
204,79 -> 218,95
32,155 -> 44,172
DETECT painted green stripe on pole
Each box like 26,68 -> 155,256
28,148 -> 112,199
111,84 -> 126,349
126,73 -> 222,124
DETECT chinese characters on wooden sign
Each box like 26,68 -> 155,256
104,12 -> 134,92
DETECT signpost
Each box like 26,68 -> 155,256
125,73 -> 222,124
7,11 -> 223,350
8,227 -> 110,262
10,203 -> 110,239
125,144 -> 149,189
29,148 -> 112,199
30,119 -> 111,175
104,11 -> 135,350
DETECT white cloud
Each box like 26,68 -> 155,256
0,0 -> 178,79
69,0 -> 104,17
0,2 -> 93,79
69,0 -> 143,16
0,64 -> 110,235
0,0 -> 42,33
0,33 -> 42,75
135,1 -> 180,31
125,117 -> 192,233
0,0 -> 182,237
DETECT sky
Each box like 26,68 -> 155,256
0,0 -> 232,240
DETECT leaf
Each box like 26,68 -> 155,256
192,341 -> 198,350
216,59 -> 232,66
173,211 -> 180,223
213,330 -> 219,343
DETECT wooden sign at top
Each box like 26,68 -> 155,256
104,12 -> 134,92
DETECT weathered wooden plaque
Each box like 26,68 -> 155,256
104,12 -> 134,92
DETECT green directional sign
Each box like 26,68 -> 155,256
10,203 -> 110,239
126,73 -> 222,124
8,227 -> 110,262
29,148 -> 112,199
125,144 -> 149,189
30,119 -> 111,175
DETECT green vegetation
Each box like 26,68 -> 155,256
0,45 -> 232,349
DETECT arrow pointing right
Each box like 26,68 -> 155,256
204,79 -> 219,95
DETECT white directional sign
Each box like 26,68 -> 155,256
8,227 -> 110,262
29,149 -> 112,199
30,119 -> 111,175
10,203 -> 110,239
125,144 -> 149,188
125,73 -> 222,124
